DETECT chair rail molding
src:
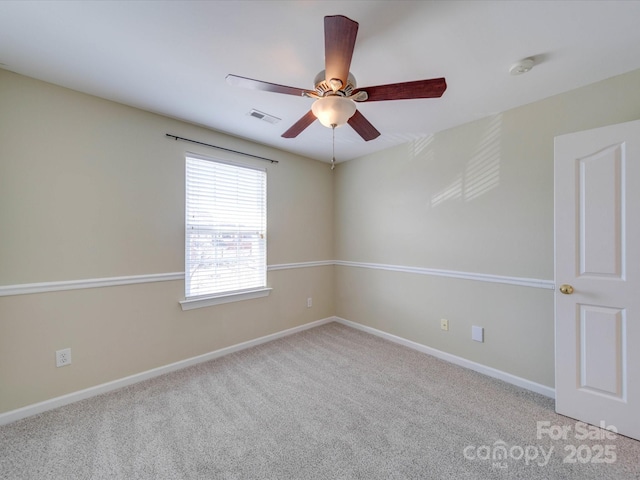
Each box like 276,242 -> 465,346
0,260 -> 553,297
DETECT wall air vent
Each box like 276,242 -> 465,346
248,109 -> 281,124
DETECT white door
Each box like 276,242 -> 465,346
554,119 -> 640,441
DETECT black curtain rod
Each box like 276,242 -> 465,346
166,134 -> 279,164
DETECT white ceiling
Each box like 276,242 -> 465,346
2,0 -> 640,163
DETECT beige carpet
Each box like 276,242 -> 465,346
1,322 -> 639,479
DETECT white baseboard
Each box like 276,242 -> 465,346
334,316 -> 556,399
0,317 -> 334,426
0,315 -> 554,426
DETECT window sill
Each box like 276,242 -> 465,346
179,287 -> 272,311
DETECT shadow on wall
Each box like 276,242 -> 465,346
428,113 -> 503,207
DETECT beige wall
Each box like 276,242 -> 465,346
0,70 -> 334,413
3,65 -> 640,415
334,68 -> 640,388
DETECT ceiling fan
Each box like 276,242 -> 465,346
226,15 -> 447,142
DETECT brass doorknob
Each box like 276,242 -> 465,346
559,284 -> 574,295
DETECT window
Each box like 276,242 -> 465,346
182,155 -> 268,309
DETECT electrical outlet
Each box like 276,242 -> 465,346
307,297 -> 313,308
440,319 -> 449,331
56,348 -> 72,367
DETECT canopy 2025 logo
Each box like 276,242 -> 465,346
537,420 -> 617,464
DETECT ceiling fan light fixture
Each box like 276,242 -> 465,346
227,15 -> 445,142
311,95 -> 356,128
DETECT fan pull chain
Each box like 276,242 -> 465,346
331,124 -> 336,170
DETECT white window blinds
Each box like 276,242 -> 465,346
185,155 -> 266,298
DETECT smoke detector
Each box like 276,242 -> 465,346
509,58 -> 535,76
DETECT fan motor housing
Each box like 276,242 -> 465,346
314,70 -> 356,97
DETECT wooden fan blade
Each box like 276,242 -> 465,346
324,15 -> 358,87
348,110 -> 380,141
354,78 -> 447,102
281,110 -> 317,138
226,74 -> 314,97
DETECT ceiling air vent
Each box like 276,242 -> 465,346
248,109 -> 281,124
